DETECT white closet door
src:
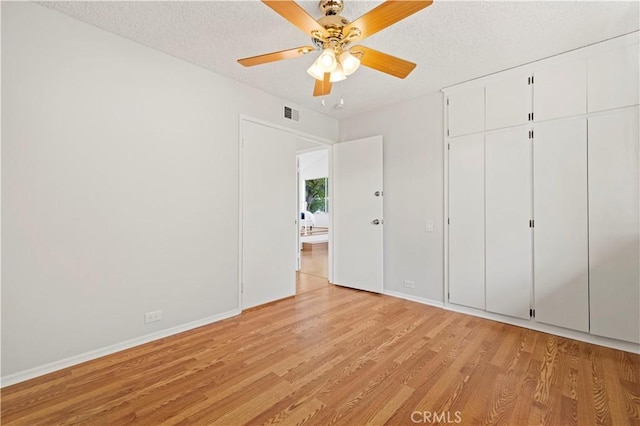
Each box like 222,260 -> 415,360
533,119 -> 589,332
449,134 -> 485,309
588,43 -> 640,113
447,86 -> 485,137
588,108 -> 640,343
485,128 -> 532,319
486,72 -> 531,131
534,59 -> 587,121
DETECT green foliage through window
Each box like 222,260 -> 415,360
305,178 -> 328,213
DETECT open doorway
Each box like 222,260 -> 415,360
296,143 -> 330,294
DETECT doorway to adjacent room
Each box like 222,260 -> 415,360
296,146 -> 329,294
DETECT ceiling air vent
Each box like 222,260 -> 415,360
284,106 -> 299,122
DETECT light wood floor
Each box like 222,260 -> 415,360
296,243 -> 329,295
299,244 -> 328,279
2,284 -> 639,425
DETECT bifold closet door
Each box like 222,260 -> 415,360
533,119 -> 589,332
485,128 -> 532,319
448,134 -> 485,310
588,108 -> 640,343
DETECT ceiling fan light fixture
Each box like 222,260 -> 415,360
329,63 -> 346,82
307,61 -> 325,80
238,0 -> 430,97
339,51 -> 360,76
318,48 -> 337,72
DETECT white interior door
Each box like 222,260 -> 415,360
485,128 -> 532,319
588,108 -> 640,343
533,119 -> 589,332
242,120 -> 297,309
448,134 -> 485,310
332,136 -> 383,293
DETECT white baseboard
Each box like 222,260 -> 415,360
1,309 -> 241,388
382,290 -> 639,354
440,303 -> 640,354
383,289 -> 445,308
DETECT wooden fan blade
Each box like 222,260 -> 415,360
263,0 -> 328,38
352,45 -> 416,78
343,0 -> 433,42
313,73 -> 332,97
238,46 -> 315,67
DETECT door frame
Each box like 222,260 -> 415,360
238,115 -> 334,311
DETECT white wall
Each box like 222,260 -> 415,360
339,92 -> 444,303
1,2 -> 338,380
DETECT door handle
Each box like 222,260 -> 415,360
372,219 -> 382,225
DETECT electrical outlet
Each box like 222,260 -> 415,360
144,310 -> 162,323
403,280 -> 415,289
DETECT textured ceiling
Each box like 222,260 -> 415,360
38,1 -> 639,119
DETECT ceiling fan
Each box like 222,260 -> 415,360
238,0 -> 433,97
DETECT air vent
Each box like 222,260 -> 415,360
284,106 -> 299,122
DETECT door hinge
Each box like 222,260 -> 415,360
447,98 -> 450,106
529,219 -> 534,228
448,143 -> 450,150
529,130 -> 534,139
447,129 -> 450,137
448,292 -> 450,300
241,282 -> 244,293
448,218 -> 450,225
531,75 -> 534,84
530,308 -> 536,318
528,77 -> 531,85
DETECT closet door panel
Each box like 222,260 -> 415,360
447,86 -> 485,137
485,128 -> 532,319
589,108 -> 640,343
534,59 -> 587,121
486,73 -> 531,131
449,134 -> 485,309
588,44 -> 640,112
533,119 -> 589,332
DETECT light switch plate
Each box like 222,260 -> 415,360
425,220 -> 434,232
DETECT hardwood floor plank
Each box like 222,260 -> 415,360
622,380 -> 640,422
2,283 -> 639,425
258,396 -> 326,425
